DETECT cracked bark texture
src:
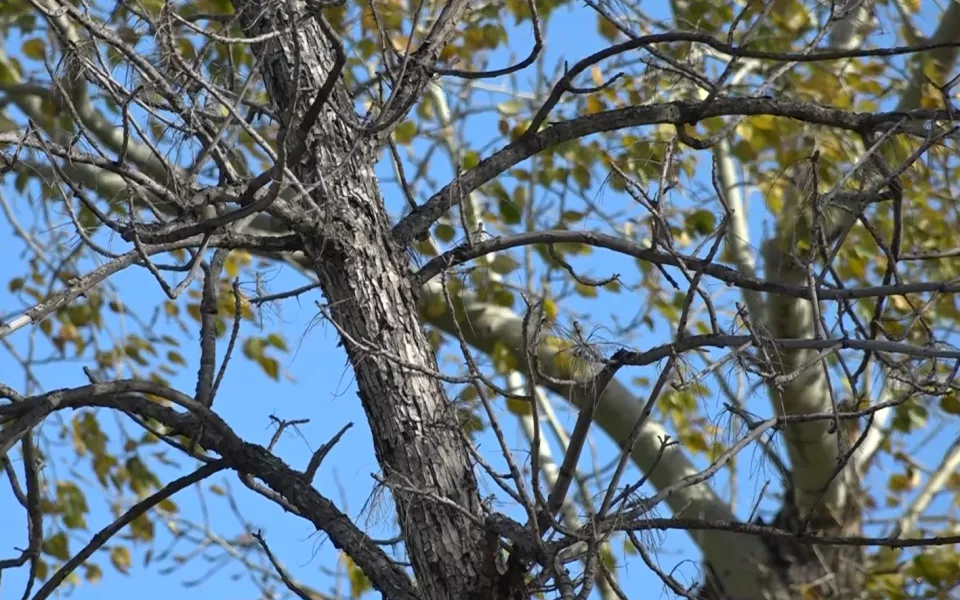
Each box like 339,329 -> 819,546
229,3 -> 498,598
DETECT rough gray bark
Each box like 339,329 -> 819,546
229,3 -> 506,598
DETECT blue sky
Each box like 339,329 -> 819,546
0,5 -> 698,598
1,1 -> 957,599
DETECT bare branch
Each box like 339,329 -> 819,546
31,461 -> 229,600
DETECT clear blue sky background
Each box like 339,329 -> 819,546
1,1 -> 955,599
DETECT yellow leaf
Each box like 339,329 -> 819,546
750,114 -> 776,131
506,397 -> 532,416
941,393 -> 960,415
259,356 -> 280,380
888,470 -> 919,493
542,298 -> 558,321
389,35 -> 408,53
393,120 -> 416,144
186,303 -> 201,321
890,295 -> 912,311
597,15 -> 619,41
42,532 -> 70,561
591,65 -> 604,87
585,95 -> 604,115
462,150 -> 480,170
574,282 -> 598,298
110,546 -> 132,574
342,553 -> 372,599
800,584 -> 822,600
36,559 -> 48,581
680,431 -> 709,454
22,38 -> 46,60
85,564 -> 103,583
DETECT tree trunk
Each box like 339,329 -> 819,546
696,487 -> 863,599
230,4 -> 505,598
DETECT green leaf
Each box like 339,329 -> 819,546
493,288 -> 514,307
176,37 -> 196,61
941,393 -> 960,415
490,255 -> 519,275
491,340 -> 518,374
499,197 -> 521,224
892,403 -> 927,432
462,151 -> 481,170
435,223 -> 455,242
572,165 -> 591,189
243,337 -> 265,359
574,282 -> 598,298
42,532 -> 70,561
110,546 -> 132,574
22,38 -> 45,60
597,15 -> 620,41
78,202 -> 103,232
126,455 -> 161,496
887,473 -> 913,493
259,356 -> 280,380
186,303 -> 202,322
57,481 -> 89,529
36,559 -> 48,581
343,553 -> 372,599
456,407 -> 484,434
687,209 -> 716,235
129,513 -> 155,541
506,397 -> 532,416
84,564 -> 103,584
394,120 -> 416,144
266,333 -> 288,352
498,185 -> 526,225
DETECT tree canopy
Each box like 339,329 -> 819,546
2,0 -> 960,598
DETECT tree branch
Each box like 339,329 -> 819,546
392,97 -> 949,246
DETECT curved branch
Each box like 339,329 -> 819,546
0,233 -> 299,339
523,31 -> 959,136
432,0 -> 542,80
32,460 -> 228,600
392,97 -> 949,246
0,388 -> 420,600
410,228 -> 960,306
608,516 -> 960,549
0,132 -> 180,207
